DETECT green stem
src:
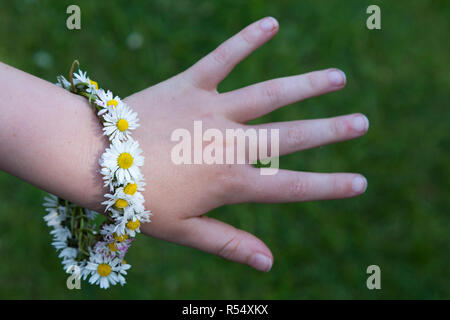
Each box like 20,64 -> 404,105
69,60 -> 79,93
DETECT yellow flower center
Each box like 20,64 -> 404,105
108,242 -> 118,252
117,119 -> 129,132
107,99 -> 118,108
113,232 -> 128,242
97,263 -> 112,277
126,219 -> 140,230
89,80 -> 98,90
122,260 -> 127,265
124,183 -> 138,195
117,152 -> 133,169
115,199 -> 128,209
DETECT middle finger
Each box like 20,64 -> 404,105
253,113 -> 369,157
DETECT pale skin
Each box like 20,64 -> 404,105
0,17 -> 368,272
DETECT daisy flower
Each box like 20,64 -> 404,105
98,238 -> 132,259
85,254 -> 130,289
58,246 -> 78,260
102,185 -> 146,218
96,225 -> 133,258
126,178 -> 146,192
113,210 -> 152,237
43,209 -> 66,228
109,241 -> 132,260
73,69 -> 98,93
99,139 -> 144,185
43,195 -> 68,228
43,194 -> 74,219
100,224 -> 130,243
99,223 -> 116,238
56,75 -> 71,90
52,240 -> 69,250
43,194 -> 61,211
100,166 -> 115,191
95,89 -> 124,115
92,241 -> 115,259
50,226 -> 71,242
102,103 -> 139,142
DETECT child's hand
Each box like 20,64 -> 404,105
121,17 -> 369,272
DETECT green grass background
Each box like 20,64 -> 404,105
0,0 -> 448,299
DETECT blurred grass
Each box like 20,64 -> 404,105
0,0 -> 449,299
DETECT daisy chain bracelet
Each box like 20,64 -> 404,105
43,61 -> 151,289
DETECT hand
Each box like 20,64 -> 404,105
114,17 -> 369,272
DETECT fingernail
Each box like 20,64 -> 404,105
260,17 -> 277,32
328,69 -> 346,86
352,176 -> 367,193
249,253 -> 273,272
352,115 -> 369,132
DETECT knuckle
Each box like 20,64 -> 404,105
329,118 -> 345,138
330,117 -> 354,138
305,72 -> 319,91
262,81 -> 283,105
215,165 -> 249,204
211,44 -> 230,66
306,73 -> 317,89
287,177 -> 310,200
199,109 -> 217,122
240,27 -> 254,47
216,165 -> 241,193
286,126 -> 309,148
332,175 -> 352,196
331,175 -> 341,195
217,232 -> 244,259
344,176 -> 355,195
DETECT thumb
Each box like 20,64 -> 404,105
179,216 -> 273,272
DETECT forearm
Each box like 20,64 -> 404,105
0,62 -> 107,211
